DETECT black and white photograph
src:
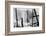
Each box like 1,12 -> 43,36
10,5 -> 43,32
13,8 -> 39,28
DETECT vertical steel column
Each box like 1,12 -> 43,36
21,18 -> 23,27
15,8 -> 18,27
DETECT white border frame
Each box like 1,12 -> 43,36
10,5 -> 42,32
